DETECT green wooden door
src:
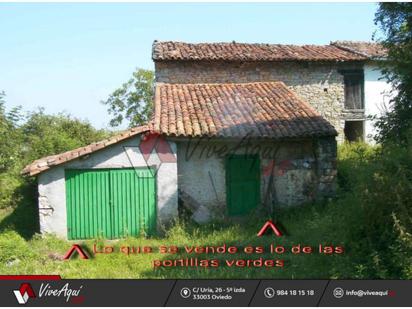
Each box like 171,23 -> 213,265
226,155 -> 260,215
110,169 -> 156,238
65,168 -> 156,240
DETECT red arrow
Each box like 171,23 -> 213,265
63,244 -> 89,260
257,220 -> 283,237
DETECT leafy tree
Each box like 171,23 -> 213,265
0,98 -> 111,210
21,109 -> 110,164
0,92 -> 23,172
102,68 -> 154,128
0,92 -> 23,210
374,3 -> 412,145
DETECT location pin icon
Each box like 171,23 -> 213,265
181,288 -> 191,298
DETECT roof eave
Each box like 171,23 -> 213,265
21,125 -> 151,177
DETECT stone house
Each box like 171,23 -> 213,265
23,40 -> 387,239
153,40 -> 389,143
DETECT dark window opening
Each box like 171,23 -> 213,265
344,121 -> 364,142
343,71 -> 364,110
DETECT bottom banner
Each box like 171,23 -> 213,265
0,278 -> 411,307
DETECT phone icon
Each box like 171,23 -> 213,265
264,287 -> 275,299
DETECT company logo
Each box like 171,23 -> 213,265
139,132 -> 176,164
13,283 -> 36,304
38,282 -> 83,303
138,132 -> 176,177
124,132 -> 176,179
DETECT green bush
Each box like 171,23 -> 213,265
335,142 -> 412,279
337,142 -> 379,191
21,109 -> 109,164
0,173 -> 22,209
0,102 -> 111,210
0,230 -> 35,264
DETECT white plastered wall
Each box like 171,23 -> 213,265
364,64 -> 394,143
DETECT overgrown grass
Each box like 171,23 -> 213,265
0,142 -> 410,279
0,203 -> 350,279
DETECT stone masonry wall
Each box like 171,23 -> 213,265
155,61 -> 363,143
314,136 -> 338,198
176,137 -> 334,221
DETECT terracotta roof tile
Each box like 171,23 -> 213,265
152,41 -> 368,62
23,82 -> 338,176
153,82 -> 337,139
331,41 -> 387,59
22,125 -> 150,176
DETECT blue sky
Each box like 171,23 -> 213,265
0,3 -> 379,129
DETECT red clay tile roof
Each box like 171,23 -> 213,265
152,41 -> 368,62
22,125 -> 150,176
23,82 -> 337,176
153,82 -> 337,139
331,41 -> 387,59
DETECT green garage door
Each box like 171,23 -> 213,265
65,168 -> 156,240
226,155 -> 260,215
